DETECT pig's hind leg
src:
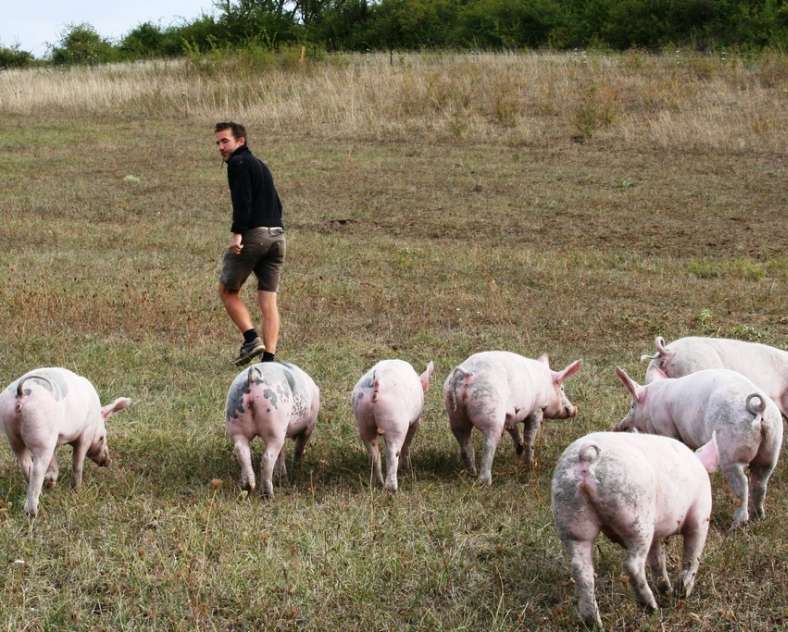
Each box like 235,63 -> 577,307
232,435 -> 256,492
24,441 -> 57,517
647,539 -> 672,594
448,411 -> 476,478
748,460 -> 776,521
505,421 -> 524,457
383,427 -> 408,492
677,514 -> 710,598
399,419 -> 420,470
44,453 -> 59,488
561,537 -> 603,629
721,462 -> 750,530
748,419 -> 782,520
359,421 -> 384,487
260,432 -> 287,498
274,449 -> 288,482
624,536 -> 659,611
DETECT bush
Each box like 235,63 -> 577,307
50,23 -> 118,65
0,45 -> 35,68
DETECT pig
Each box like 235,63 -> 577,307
552,431 -> 719,629
351,359 -> 434,492
614,367 -> 783,530
443,351 -> 581,484
642,335 -> 788,418
0,367 -> 131,517
225,361 -> 319,498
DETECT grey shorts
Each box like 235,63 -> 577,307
220,227 -> 286,292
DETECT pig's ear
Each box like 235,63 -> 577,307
101,397 -> 131,420
420,361 -> 435,392
553,359 -> 582,384
615,368 -> 644,402
537,353 -> 549,365
695,432 -> 719,473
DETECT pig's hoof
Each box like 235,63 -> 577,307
44,479 -> 57,489
656,580 -> 673,595
677,572 -> 695,598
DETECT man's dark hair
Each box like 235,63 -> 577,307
215,121 -> 247,141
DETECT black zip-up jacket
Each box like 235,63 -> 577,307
226,145 -> 283,233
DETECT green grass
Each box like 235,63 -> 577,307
1,53 -> 787,630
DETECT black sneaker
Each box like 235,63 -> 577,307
233,337 -> 265,366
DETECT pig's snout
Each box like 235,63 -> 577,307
559,404 -> 578,419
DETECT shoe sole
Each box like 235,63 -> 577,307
233,346 -> 265,366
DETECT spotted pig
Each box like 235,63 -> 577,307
225,361 -> 319,497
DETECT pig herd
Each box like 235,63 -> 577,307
1,334 -> 786,627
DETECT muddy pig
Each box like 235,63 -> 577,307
552,431 -> 719,628
444,351 -> 581,483
0,367 -> 130,517
614,367 -> 783,530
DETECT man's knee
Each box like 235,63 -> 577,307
259,291 -> 278,313
219,283 -> 240,299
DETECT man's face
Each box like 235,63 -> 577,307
215,128 -> 245,161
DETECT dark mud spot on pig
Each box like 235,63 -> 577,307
280,364 -> 297,393
226,383 -> 248,419
263,388 -> 279,409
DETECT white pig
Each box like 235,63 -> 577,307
614,367 -> 783,530
0,367 -> 131,517
444,351 -> 581,484
552,431 -> 719,629
225,361 -> 319,498
351,359 -> 434,492
642,335 -> 788,418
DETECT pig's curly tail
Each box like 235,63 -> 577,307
16,374 -> 55,398
745,393 -> 765,416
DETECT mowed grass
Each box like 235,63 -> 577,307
0,51 -> 787,630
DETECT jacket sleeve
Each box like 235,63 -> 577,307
228,157 -> 253,233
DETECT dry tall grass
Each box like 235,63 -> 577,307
1,51 -> 786,152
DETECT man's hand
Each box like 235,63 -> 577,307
228,233 -> 243,255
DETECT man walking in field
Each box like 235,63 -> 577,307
215,122 -> 285,365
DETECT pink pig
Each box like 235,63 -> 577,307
642,335 -> 788,418
614,367 -> 783,530
444,351 -> 581,484
225,361 -> 320,498
0,368 -> 131,517
351,359 -> 434,492
552,431 -> 719,629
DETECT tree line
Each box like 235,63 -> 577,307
2,0 -> 787,67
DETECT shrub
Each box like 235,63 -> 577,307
50,23 -> 118,65
0,45 -> 35,68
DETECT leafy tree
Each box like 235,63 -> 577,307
50,23 -> 117,65
455,0 -> 562,48
119,22 -> 168,59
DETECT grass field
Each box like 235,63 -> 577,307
0,51 -> 786,630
